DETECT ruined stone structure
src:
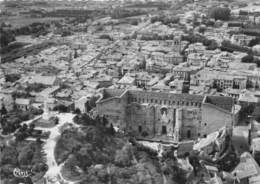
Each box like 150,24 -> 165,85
96,89 -> 237,142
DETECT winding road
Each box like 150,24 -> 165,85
34,113 -> 79,184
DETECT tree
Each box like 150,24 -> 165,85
74,108 -> 81,115
108,124 -> 115,135
141,131 -> 149,137
209,7 -> 231,21
25,83 -> 46,93
239,104 -> 255,120
0,146 -> 18,165
5,73 -> 21,83
99,34 -> 113,41
53,104 -> 68,113
130,20 -> 138,25
248,37 -> 260,47
74,49 -> 78,58
0,28 -> 15,48
29,123 -> 35,130
115,144 -> 133,167
256,58 -> 260,67
102,116 -> 109,127
36,137 -> 42,144
198,26 -> 206,34
0,105 -> 7,115
241,55 -> 254,63
207,40 -> 218,50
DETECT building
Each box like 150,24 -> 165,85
173,64 -> 201,80
192,69 -> 248,90
28,75 -> 59,86
251,137 -> 260,165
231,34 -> 255,46
15,98 -> 31,111
96,89 -> 237,142
117,75 -> 136,88
214,75 -> 247,90
187,53 -> 207,66
151,52 -> 183,65
74,96 -> 90,113
232,152 -> 260,184
185,42 -> 206,55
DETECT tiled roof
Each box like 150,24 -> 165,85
232,152 -> 260,180
117,75 -> 135,85
29,75 -> 57,86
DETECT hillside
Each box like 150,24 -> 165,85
55,114 -> 191,184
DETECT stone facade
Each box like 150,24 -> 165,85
96,89 -> 237,142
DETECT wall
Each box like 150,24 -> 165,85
97,89 -> 234,141
128,90 -> 204,108
154,105 -> 176,137
97,97 -> 127,128
201,103 -> 233,136
181,108 -> 202,140
126,103 -> 156,136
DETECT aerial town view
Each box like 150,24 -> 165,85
1,0 -> 260,183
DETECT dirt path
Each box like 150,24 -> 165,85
36,113 -> 79,184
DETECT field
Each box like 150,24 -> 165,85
0,15 -> 63,28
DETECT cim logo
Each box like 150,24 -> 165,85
13,168 -> 32,178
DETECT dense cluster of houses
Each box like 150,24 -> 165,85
1,0 -> 260,183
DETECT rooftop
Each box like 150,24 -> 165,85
15,98 -> 31,105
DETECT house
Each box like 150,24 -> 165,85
251,138 -> 260,165
151,52 -> 183,65
117,75 -> 136,88
15,98 -> 31,111
29,75 -> 59,86
214,75 -> 246,90
128,72 -> 152,88
35,86 -> 60,102
187,53 -> 207,66
74,96 -> 91,113
192,69 -> 248,90
151,81 -> 170,92
92,74 -> 113,88
146,58 -> 172,73
56,100 -> 74,112
224,88 -> 241,101
169,79 -> 184,92
225,21 -> 243,32
173,64 -> 201,80
185,42 -> 206,54
231,34 -> 255,46
238,92 -> 260,107
232,152 -> 260,184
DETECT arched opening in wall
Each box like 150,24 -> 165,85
187,130 -> 191,139
160,107 -> 168,115
162,126 -> 167,135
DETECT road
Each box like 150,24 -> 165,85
35,113 -> 80,184
232,126 -> 250,155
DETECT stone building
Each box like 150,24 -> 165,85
96,89 -> 238,142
